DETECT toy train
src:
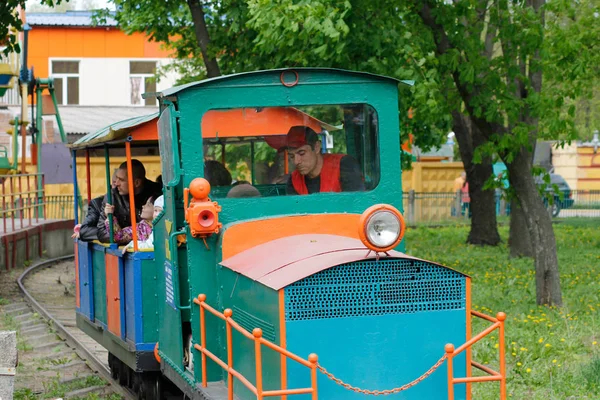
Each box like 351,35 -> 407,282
72,68 -> 506,400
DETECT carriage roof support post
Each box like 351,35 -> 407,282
72,149 -> 79,225
85,149 -> 91,204
104,144 -> 114,243
36,83 -> 44,216
125,140 -> 138,252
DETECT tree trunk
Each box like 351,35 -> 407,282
505,149 -> 562,306
508,197 -> 533,257
452,111 -> 501,246
186,0 -> 222,78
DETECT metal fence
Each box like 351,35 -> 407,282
0,173 -> 83,234
402,190 -> 600,225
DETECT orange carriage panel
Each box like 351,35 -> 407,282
105,253 -> 121,337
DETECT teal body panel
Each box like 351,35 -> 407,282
217,268 -> 281,400
154,194 -> 186,372
284,311 -> 467,400
155,70 -> 417,392
92,244 -> 107,327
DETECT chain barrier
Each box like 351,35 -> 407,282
317,354 -> 448,395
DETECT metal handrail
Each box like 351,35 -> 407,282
193,294 -> 318,400
446,311 -> 507,399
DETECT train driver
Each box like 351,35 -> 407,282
285,126 -> 364,195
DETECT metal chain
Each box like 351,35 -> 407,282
317,354 -> 448,395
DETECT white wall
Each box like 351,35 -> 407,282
50,57 -> 179,106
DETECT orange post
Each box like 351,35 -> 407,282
465,277 -> 472,400
279,289 -> 287,400
309,353 -> 318,400
85,149 -> 92,204
446,344 -> 455,400
224,309 -> 234,400
125,142 -> 138,252
254,328 -> 264,400
498,312 -> 507,398
199,294 -> 207,387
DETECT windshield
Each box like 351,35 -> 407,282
201,104 -> 379,198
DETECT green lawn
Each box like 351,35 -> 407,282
405,219 -> 600,399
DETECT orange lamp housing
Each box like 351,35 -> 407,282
184,178 -> 222,238
358,204 -> 406,252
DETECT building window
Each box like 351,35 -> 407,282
51,61 -> 79,105
130,61 -> 157,106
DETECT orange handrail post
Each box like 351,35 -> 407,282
254,328 -> 264,400
309,354 -> 318,400
498,312 -> 507,398
446,344 -> 455,400
224,309 -> 234,400
465,277 -> 472,400
198,294 -> 208,387
125,141 -> 138,252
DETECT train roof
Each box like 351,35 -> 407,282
220,234 -> 468,290
144,68 -> 413,99
69,112 -> 158,150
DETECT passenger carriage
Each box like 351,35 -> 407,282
72,68 -> 507,400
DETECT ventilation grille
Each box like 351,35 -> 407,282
284,259 -> 465,321
233,306 -> 276,342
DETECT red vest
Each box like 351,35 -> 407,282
291,154 -> 344,195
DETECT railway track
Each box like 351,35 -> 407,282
0,256 -> 135,399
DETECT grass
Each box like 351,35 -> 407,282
405,218 -> 600,399
13,375 -> 109,400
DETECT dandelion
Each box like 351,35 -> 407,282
526,368 -> 531,373
545,343 -> 551,348
538,338 -> 544,343
552,359 -> 557,363
593,341 -> 597,346
560,338 -> 565,342
517,362 -> 522,366
520,347 -> 528,352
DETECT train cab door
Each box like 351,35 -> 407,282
154,104 -> 187,371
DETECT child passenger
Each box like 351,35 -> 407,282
121,195 -> 164,253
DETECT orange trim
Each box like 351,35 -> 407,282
445,344 -> 454,400
358,204 -> 406,252
130,120 -> 158,142
222,214 -> 361,259
201,107 -> 331,139
465,277 -> 472,400
279,289 -> 287,400
85,150 -> 92,203
125,142 -> 138,252
154,342 -> 161,363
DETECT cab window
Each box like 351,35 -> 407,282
201,104 -> 379,198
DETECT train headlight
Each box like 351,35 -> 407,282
359,204 -> 406,252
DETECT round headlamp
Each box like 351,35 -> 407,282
359,204 -> 406,252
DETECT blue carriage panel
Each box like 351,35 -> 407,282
124,251 -> 155,350
77,241 -> 94,321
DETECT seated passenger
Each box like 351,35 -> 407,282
284,126 -> 365,195
72,170 -> 118,241
97,159 -> 162,244
72,195 -> 103,241
105,197 -> 154,246
227,183 -> 261,198
204,160 -> 232,187
122,195 -> 164,253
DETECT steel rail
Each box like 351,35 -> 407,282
16,255 -> 136,400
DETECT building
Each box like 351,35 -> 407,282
0,10 -> 179,143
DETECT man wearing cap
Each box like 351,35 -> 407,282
285,126 -> 364,195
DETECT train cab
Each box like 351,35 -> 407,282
147,69 -> 505,400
